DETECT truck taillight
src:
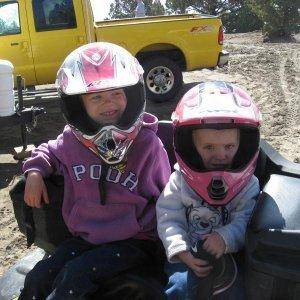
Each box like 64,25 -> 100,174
218,26 -> 224,45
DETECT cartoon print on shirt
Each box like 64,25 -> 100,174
186,202 -> 223,243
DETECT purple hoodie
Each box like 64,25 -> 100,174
23,113 -> 171,244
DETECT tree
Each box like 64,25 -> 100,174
151,0 -> 165,16
165,0 -> 239,16
194,0 -> 230,15
164,1 -> 263,33
108,0 -> 133,19
165,0 -> 193,14
247,0 -> 299,40
0,18 -> 6,34
9,20 -> 19,32
108,0 -> 165,19
222,2 -> 262,33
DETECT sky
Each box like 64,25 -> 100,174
90,0 -> 166,21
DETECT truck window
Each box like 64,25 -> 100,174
32,0 -> 76,31
0,1 -> 21,36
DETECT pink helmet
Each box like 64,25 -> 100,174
172,81 -> 262,206
56,42 -> 145,164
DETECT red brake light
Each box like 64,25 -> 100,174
218,26 -> 224,45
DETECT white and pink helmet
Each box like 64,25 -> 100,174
56,42 -> 145,164
172,81 -> 262,206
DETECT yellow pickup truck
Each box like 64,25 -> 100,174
0,0 -> 228,101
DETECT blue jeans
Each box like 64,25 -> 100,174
19,237 -> 160,300
164,259 -> 245,300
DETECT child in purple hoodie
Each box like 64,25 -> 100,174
19,42 -> 171,299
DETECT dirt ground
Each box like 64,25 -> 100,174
0,31 -> 299,276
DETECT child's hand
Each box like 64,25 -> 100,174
176,250 -> 213,278
24,171 -> 49,208
202,232 -> 226,259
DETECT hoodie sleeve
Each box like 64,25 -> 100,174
134,124 -> 171,200
156,170 -> 191,262
22,133 -> 65,178
214,176 -> 259,253
152,145 -> 171,197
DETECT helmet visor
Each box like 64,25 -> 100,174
175,124 -> 260,172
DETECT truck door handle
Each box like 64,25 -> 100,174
11,42 -> 19,46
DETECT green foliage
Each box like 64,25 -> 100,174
164,0 -> 262,33
0,17 -> 19,35
0,18 -> 5,34
165,0 -> 192,14
222,2 -> 263,33
107,0 -> 299,37
247,0 -> 300,39
165,0 -> 238,15
151,0 -> 165,16
108,0 -> 165,19
108,0 -> 135,19
194,0 -> 230,15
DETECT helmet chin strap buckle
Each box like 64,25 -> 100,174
208,177 -> 228,200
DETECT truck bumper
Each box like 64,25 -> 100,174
217,50 -> 229,67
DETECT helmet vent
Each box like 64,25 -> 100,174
208,178 -> 228,200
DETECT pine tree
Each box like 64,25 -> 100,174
150,0 -> 165,16
165,0 -> 193,14
247,0 -> 299,40
221,1 -> 262,33
108,0 -> 134,19
108,0 -> 164,19
165,0 -> 235,15
0,18 -> 6,34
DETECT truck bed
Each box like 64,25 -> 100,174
95,13 -> 217,27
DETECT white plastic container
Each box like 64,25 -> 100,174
0,60 -> 15,116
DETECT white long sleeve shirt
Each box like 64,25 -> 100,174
156,164 -> 259,262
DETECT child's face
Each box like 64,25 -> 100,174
82,89 -> 127,125
192,128 -> 239,170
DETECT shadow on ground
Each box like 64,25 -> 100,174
0,150 -> 22,189
146,81 -> 200,119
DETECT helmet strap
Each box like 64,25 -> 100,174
99,163 -> 109,205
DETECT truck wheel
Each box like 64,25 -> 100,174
142,57 -> 183,103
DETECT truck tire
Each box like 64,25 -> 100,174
142,57 -> 183,103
